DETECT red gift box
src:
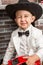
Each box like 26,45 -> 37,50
8,56 -> 40,65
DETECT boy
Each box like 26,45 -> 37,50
2,0 -> 43,65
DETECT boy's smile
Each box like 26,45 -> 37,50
15,10 -> 35,30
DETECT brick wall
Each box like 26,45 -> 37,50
0,6 -> 18,60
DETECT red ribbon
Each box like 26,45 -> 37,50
8,56 -> 40,65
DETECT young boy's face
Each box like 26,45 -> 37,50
15,10 -> 35,30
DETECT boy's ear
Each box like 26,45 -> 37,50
14,18 -> 16,22
31,16 -> 36,23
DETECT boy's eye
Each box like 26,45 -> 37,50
17,16 -> 21,18
25,15 -> 28,17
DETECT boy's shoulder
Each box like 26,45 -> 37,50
11,28 -> 19,37
33,26 -> 42,33
32,26 -> 42,37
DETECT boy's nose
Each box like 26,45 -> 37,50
21,17 -> 25,22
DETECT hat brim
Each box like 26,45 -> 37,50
6,2 -> 42,21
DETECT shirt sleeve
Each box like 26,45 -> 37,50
36,35 -> 43,61
2,35 -> 15,64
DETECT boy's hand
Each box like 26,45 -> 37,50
23,54 -> 40,65
1,64 -> 7,65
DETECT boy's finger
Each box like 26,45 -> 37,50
23,55 -> 29,59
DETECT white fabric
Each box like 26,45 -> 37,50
19,35 -> 30,55
3,25 -> 43,64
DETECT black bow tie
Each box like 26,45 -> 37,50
18,30 -> 29,37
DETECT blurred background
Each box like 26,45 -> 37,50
0,0 -> 43,4
0,0 -> 43,64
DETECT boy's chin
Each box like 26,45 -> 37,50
21,27 -> 28,30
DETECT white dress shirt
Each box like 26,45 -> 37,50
3,24 -> 43,64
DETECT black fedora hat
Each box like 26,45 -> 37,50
5,0 -> 42,21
